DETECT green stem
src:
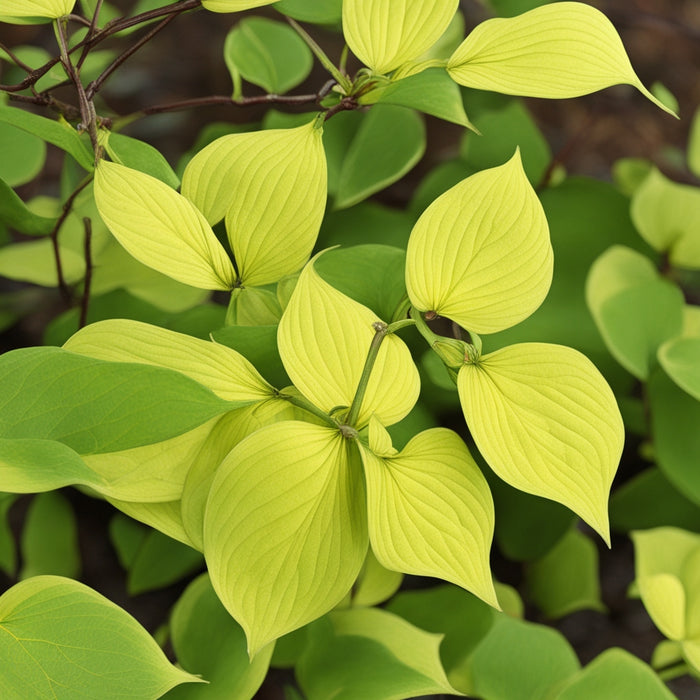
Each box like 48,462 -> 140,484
409,306 -> 440,346
281,391 -> 338,430
345,322 -> 388,428
286,17 -> 352,93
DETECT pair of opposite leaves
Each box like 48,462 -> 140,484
87,140 -> 623,655
2,0 -> 673,120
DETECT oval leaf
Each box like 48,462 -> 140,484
658,337 -> 700,401
0,576 -> 200,698
64,319 -> 274,402
631,168 -> 700,269
458,343 -> 624,543
202,0 -> 276,11
182,119 -> 326,286
0,0 -> 75,22
447,2 -> 675,116
224,17 -> 313,94
359,427 -> 498,607
94,160 -> 236,291
342,0 -> 459,74
204,421 -> 368,655
406,149 -> 553,334
278,255 -> 420,427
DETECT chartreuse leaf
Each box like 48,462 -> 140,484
352,548 -> 403,607
181,402 -> 292,550
278,255 -> 419,427
468,614 -> 580,699
0,177 -> 56,235
458,343 -> 623,544
552,648 -> 677,700
0,106 -> 93,170
94,160 -> 236,290
0,576 -> 201,698
406,150 -> 552,334
0,0 -> 75,23
64,319 -> 274,402
342,0 -> 458,74
165,574 -> 273,700
297,607 -> 460,700
201,0 -> 275,12
649,369 -> 700,505
586,246 -> 684,379
0,238 -> 85,286
224,17 -> 313,94
20,492 -> 79,580
447,2 -> 675,116
525,528 -> 604,618
0,346 -> 236,455
631,168 -> 700,269
359,427 -> 498,607
109,498 -> 192,547
105,132 -> 180,189
335,104 -> 425,210
182,119 -> 326,286
658,337 -> 700,401
226,286 -> 282,325
204,422 -> 368,655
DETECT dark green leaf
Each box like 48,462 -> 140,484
315,245 -> 406,321
409,159 -> 474,217
224,17 -> 313,95
0,494 -> 17,577
20,492 -> 80,580
485,0 -> 555,17
106,133 -> 180,189
0,121 -> 46,187
335,105 -> 425,209
372,68 -> 474,128
610,468 -> 700,533
525,528 -> 605,618
109,514 -> 148,570
163,574 -> 273,699
128,530 -> 203,595
274,0 -> 341,24
0,106 -> 93,171
322,110 -> 363,197
212,324 -> 289,389
650,368 -> 700,506
460,99 -> 550,185
0,177 -> 57,235
0,346 -> 237,454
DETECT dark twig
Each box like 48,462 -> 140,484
8,92 -> 82,120
51,177 -> 93,304
323,96 -> 358,121
79,217 -> 93,329
0,41 -> 35,72
86,13 -> 177,100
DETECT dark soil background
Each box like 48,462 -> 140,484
1,1 -> 700,698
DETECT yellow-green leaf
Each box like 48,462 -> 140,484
0,0 -> 74,23
201,0 -> 276,12
458,343 -> 623,543
181,119 -> 327,286
447,2 -> 675,116
360,427 -> 498,607
278,255 -> 420,427
94,160 -> 236,291
631,168 -> 700,269
342,0 -> 459,74
405,150 -> 552,334
637,574 -> 686,641
203,421 -> 368,655
107,499 -> 192,547
64,319 -> 273,402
